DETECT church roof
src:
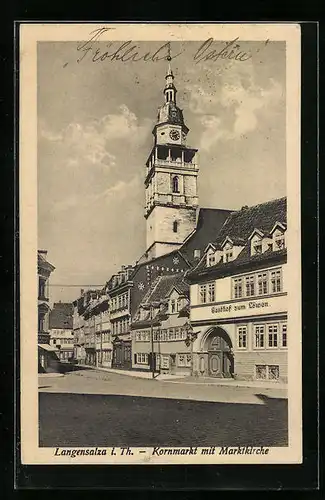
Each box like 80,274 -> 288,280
156,102 -> 188,130
178,207 -> 234,265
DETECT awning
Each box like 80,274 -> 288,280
38,344 -> 58,352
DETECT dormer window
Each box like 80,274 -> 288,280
249,230 -> 264,256
253,242 -> 262,255
270,223 -> 286,251
170,299 -> 176,314
274,231 -> 285,250
208,253 -> 216,266
221,238 -> 237,263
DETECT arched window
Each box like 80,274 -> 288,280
173,220 -> 178,233
172,176 -> 179,193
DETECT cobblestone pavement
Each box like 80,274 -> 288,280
39,368 -> 288,448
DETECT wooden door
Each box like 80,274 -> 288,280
208,352 -> 223,377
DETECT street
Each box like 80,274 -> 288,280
39,368 -> 288,448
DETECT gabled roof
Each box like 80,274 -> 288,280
178,207 -> 234,265
147,273 -> 189,303
214,197 -> 287,246
49,302 -> 73,329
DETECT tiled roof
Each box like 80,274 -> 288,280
187,197 -> 287,280
147,273 -> 189,303
214,197 -> 287,245
49,302 -> 73,329
178,207 -> 234,265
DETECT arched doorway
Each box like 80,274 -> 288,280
205,327 -> 234,378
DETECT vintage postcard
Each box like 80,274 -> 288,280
20,22 -> 302,465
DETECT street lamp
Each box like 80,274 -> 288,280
143,299 -> 167,379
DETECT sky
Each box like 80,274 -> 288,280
37,39 -> 286,304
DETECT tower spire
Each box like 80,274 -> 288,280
164,44 -> 176,104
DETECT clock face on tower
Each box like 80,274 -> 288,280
169,129 -> 180,141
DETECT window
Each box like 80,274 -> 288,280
281,323 -> 287,347
172,176 -> 179,193
169,328 -> 175,340
245,275 -> 255,297
256,364 -> 279,380
268,365 -> 280,380
274,232 -> 285,250
176,298 -> 182,312
161,329 -> 167,341
173,220 -> 178,233
53,339 -> 56,345
268,324 -> 278,348
136,353 -> 148,364
170,299 -> 176,313
199,283 -> 215,303
175,328 -> 182,340
257,272 -> 268,295
253,242 -> 262,255
233,278 -> 243,298
177,353 -> 191,367
199,284 -> 207,304
225,251 -> 233,262
255,365 -> 267,379
208,282 -> 215,302
207,252 -> 216,267
237,326 -> 247,349
270,269 -> 282,293
254,325 -> 265,348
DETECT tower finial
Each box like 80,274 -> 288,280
167,43 -> 171,61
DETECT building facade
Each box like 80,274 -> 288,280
72,289 -> 112,368
37,250 -> 57,372
49,302 -> 74,362
187,198 -> 288,383
131,273 -> 193,375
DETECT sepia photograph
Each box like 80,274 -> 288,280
20,23 -> 302,465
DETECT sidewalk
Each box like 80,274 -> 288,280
162,376 -> 288,390
74,364 -> 185,381
71,364 -> 287,390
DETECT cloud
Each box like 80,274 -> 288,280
52,175 -> 141,213
39,104 -> 151,168
185,70 -> 284,151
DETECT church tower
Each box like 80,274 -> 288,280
144,58 -> 199,260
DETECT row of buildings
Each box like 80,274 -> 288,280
70,61 -> 288,384
38,250 -> 75,372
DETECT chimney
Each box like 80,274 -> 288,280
38,249 -> 48,257
80,289 -> 84,296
